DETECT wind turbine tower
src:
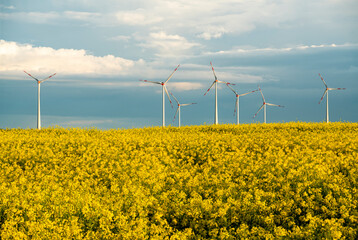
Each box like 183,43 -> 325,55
24,71 -> 56,130
253,85 -> 284,123
169,91 -> 196,127
204,62 -> 234,125
140,65 -> 180,127
226,84 -> 257,124
318,73 -> 346,123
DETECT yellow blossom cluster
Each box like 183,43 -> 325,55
0,122 -> 357,239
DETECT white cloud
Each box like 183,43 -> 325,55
137,63 -> 266,85
1,40 -> 251,89
138,31 -> 201,57
175,63 -> 265,83
139,81 -> 204,92
211,72 -> 264,84
2,0 -> 356,42
116,9 -> 163,26
0,11 -> 60,24
206,43 -> 358,56
63,11 -> 101,21
0,10 -> 108,25
0,4 -> 15,10
74,81 -> 140,88
197,31 -> 225,41
109,35 -> 131,42
109,0 -> 303,40
168,82 -> 204,91
0,40 -> 144,77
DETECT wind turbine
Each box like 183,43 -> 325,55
318,73 -> 346,123
169,91 -> 196,127
253,85 -> 284,123
204,62 -> 234,125
24,71 -> 56,130
140,65 -> 179,127
226,84 -> 258,124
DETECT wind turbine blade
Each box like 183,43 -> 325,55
173,107 -> 179,121
181,103 -> 197,106
225,83 -> 237,95
204,81 -> 216,96
164,86 -> 173,108
41,73 -> 56,82
168,89 -> 179,105
218,80 -> 235,86
24,70 -> 39,82
319,89 -> 328,104
258,85 -> 265,102
210,61 -> 218,81
329,88 -> 346,90
164,64 -> 180,83
139,80 -> 162,85
266,103 -> 284,107
239,89 -> 258,97
253,104 -> 264,119
318,73 -> 328,88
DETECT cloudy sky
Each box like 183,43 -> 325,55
1,0 -> 357,129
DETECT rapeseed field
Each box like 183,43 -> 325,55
0,122 -> 357,239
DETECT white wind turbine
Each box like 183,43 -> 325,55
226,84 -> 258,124
24,71 -> 56,130
169,91 -> 196,127
204,62 -> 234,125
318,73 -> 346,123
253,85 -> 284,123
140,65 -> 180,127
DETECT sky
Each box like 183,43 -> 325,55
0,0 -> 357,129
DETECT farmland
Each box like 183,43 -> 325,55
0,122 -> 357,239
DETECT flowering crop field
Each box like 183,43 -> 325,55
0,123 -> 357,239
